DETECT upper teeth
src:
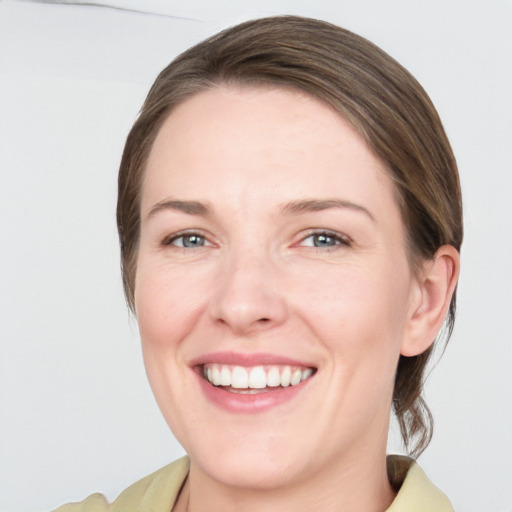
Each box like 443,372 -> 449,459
202,364 -> 314,389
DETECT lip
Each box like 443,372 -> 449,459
190,351 -> 316,414
189,351 -> 314,368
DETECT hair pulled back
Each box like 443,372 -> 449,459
117,15 -> 463,457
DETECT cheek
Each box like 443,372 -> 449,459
301,261 -> 410,331
134,268 -> 202,426
134,273 -> 177,383
296,259 -> 412,373
135,263 -> 206,346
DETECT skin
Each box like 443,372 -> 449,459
134,86 -> 459,512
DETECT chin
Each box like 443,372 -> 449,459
179,423 -> 311,490
195,447 -> 306,490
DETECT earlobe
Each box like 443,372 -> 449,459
401,245 -> 460,357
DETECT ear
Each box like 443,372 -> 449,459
401,245 -> 460,357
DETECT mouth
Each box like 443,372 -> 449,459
199,363 -> 316,394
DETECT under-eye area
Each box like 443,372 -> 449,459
198,364 -> 316,393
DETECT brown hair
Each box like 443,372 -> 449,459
117,15 -> 463,457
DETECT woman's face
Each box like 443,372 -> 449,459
135,86 -> 420,489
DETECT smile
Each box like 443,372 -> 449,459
201,363 -> 315,393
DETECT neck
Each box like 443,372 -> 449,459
176,446 -> 396,512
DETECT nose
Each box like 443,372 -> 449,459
208,249 -> 288,335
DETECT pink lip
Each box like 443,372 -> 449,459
189,351 -> 314,368
195,374 -> 312,413
189,351 -> 316,414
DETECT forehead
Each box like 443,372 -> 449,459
142,85 -> 398,220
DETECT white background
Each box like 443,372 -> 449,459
1,1 -> 511,511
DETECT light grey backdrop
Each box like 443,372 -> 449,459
1,1 -> 511,511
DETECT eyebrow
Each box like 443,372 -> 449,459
146,198 -> 375,222
281,199 -> 376,222
147,199 -> 212,218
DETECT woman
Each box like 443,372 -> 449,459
57,15 -> 461,512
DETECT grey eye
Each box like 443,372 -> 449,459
310,234 -> 339,247
299,231 -> 350,249
173,234 -> 206,248
314,234 -> 337,247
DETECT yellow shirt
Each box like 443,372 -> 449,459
54,455 -> 454,512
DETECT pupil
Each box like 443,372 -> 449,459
183,235 -> 203,247
314,234 -> 334,247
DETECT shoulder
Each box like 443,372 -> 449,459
386,455 -> 454,512
53,456 -> 190,512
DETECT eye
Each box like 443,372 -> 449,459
163,232 -> 209,248
299,231 -> 350,248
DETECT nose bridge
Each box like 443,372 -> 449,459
209,242 -> 287,333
